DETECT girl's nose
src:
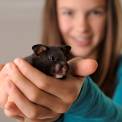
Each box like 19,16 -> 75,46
74,15 -> 90,34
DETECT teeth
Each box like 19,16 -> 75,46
56,74 -> 63,79
77,39 -> 86,41
76,38 -> 89,42
73,36 -> 90,41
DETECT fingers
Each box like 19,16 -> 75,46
68,57 -> 98,76
13,58 -> 65,93
4,101 -> 60,122
4,108 -> 24,119
4,62 -> 72,113
0,68 -> 10,108
13,58 -> 81,103
25,114 -> 60,122
4,108 -> 24,121
3,58 -> 85,115
4,101 -> 24,121
1,62 -> 63,121
5,101 -> 24,116
5,98 -> 60,122
6,81 -> 59,119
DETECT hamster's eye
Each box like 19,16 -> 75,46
48,55 -> 56,62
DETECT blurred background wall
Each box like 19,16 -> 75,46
0,0 -> 44,63
0,0 -> 44,121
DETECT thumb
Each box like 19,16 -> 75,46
68,57 -> 98,77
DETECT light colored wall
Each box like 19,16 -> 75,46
0,0 -> 44,63
0,0 -> 44,121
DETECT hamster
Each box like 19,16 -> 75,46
25,44 -> 71,79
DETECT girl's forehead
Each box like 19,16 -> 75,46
57,0 -> 107,9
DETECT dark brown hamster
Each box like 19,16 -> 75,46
25,44 -> 71,79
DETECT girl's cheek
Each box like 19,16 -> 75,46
58,17 -> 72,33
91,17 -> 106,40
95,19 -> 105,31
96,22 -> 106,41
60,21 -> 71,33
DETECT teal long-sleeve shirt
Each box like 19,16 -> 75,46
56,56 -> 122,122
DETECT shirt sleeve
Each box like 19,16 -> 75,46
113,56 -> 122,105
56,77 -> 122,122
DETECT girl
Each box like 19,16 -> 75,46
0,0 -> 122,121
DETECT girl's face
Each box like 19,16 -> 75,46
57,0 -> 107,58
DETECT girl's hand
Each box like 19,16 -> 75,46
0,64 -> 9,109
3,57 -> 97,121
0,64 -> 24,121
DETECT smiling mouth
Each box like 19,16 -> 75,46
71,36 -> 92,46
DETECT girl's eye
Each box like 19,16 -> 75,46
90,9 -> 106,16
62,10 -> 74,16
48,56 -> 56,62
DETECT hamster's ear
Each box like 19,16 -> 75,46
60,45 -> 71,60
60,45 -> 71,54
32,44 -> 48,56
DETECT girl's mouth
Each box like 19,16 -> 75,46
71,36 -> 92,47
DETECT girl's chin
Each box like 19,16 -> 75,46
71,47 -> 93,57
71,48 -> 97,59
71,51 -> 90,58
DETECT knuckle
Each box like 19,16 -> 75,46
66,87 -> 79,104
55,104 -> 69,113
5,62 -> 17,75
27,108 -> 38,119
6,62 -> 16,70
38,80 -> 49,90
4,109 -> 14,118
28,91 -> 39,102
37,75 -> 52,91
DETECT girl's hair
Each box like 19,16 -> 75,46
41,0 -> 122,97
